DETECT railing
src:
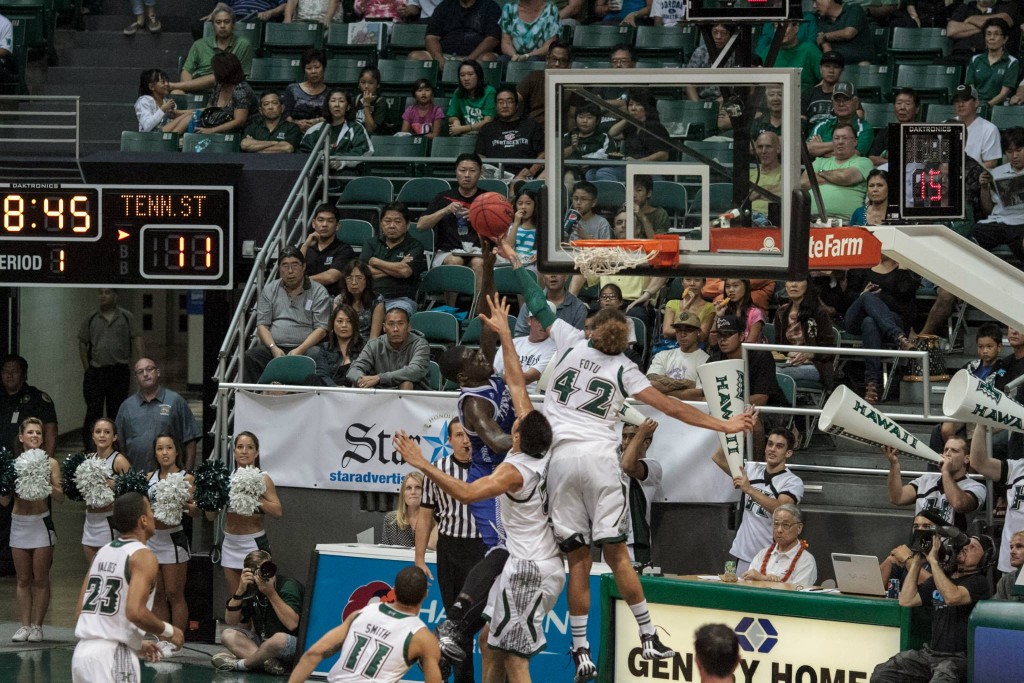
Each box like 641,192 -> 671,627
0,95 -> 83,182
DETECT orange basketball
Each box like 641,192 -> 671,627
468,192 -> 514,241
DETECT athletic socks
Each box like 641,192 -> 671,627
448,548 -> 509,637
630,600 -> 656,637
234,660 -> 248,671
570,615 -> 589,650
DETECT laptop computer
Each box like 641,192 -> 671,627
832,553 -> 887,597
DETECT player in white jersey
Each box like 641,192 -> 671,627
969,424 -> 1024,572
396,293 -> 563,682
71,492 -> 184,683
288,566 -> 441,683
885,436 -> 987,532
711,428 -> 804,575
500,246 -> 756,683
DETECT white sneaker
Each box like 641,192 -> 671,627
27,626 -> 42,642
156,640 -> 178,658
11,626 -> 30,642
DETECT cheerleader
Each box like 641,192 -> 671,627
146,433 -> 196,658
1,417 -> 63,642
81,418 -> 131,565
219,431 -> 282,599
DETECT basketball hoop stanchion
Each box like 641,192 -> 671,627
567,235 -> 680,278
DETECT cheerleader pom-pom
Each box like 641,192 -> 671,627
76,458 -> 115,509
114,470 -> 150,498
61,452 -> 90,502
228,465 -> 266,516
14,449 -> 52,501
0,448 -> 16,498
194,459 -> 230,512
151,471 -> 192,526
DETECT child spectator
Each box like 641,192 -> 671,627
634,174 -> 668,236
562,102 -> 614,183
930,322 -> 1004,452
504,188 -> 539,270
662,276 -> 715,345
134,68 -> 193,134
354,66 -> 402,135
401,78 -> 444,139
713,278 -> 765,344
569,181 -> 611,240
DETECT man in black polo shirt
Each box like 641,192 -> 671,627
410,0 -> 501,68
241,91 -> 302,154
360,202 -> 428,319
299,203 -> 356,297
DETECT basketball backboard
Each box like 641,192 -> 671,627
539,68 -> 809,279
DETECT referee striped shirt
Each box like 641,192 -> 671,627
422,456 -> 478,539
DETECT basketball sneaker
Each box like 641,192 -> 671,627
570,646 -> 597,683
640,630 -> 675,660
436,619 -> 468,662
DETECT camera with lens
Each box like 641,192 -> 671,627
907,520 -> 969,574
256,560 -> 277,581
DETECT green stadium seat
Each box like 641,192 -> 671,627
387,23 -> 427,58
337,176 -> 394,223
408,222 -> 435,255
441,59 -> 501,96
685,183 -> 733,229
842,64 -> 891,102
377,58 -> 437,97
860,101 -> 897,132
169,93 -> 207,110
429,135 -> 476,160
636,59 -> 681,68
683,140 -> 733,167
502,59 -> 544,87
475,179 -> 509,197
5,18 -> 27,93
894,63 -> 960,103
870,25 -> 891,65
657,99 -> 718,140
651,180 -> 687,225
991,105 -> 1024,130
325,22 -> 386,61
635,25 -> 688,61
591,180 -> 624,212
325,58 -> 370,86
338,218 -> 374,249
263,21 -> 324,55
888,27 -> 947,65
418,264 -> 478,316
248,57 -> 303,89
677,25 -> 700,61
120,131 -> 181,152
0,0 -> 52,52
570,58 -> 606,69
411,310 -> 461,353
571,24 -> 635,57
362,135 -> 428,176
396,177 -> 450,214
925,103 -> 955,123
182,132 -> 241,153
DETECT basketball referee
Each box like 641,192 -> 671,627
415,417 -> 486,683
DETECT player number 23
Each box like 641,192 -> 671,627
551,368 -> 614,418
81,576 -> 123,616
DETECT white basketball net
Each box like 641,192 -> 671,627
566,244 -> 659,278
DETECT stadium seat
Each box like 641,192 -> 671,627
571,24 -> 635,57
630,316 -> 648,364
324,59 -> 371,85
396,178 -> 451,215
677,25 -> 700,62
925,103 -> 955,123
378,59 -> 438,97
894,64 -> 961,103
684,140 -> 733,168
169,93 -> 207,110
6,18 -> 27,93
685,183 -> 733,229
860,101 -> 897,132
635,25 -> 689,61
651,181 -> 688,225
248,57 -> 303,89
407,222 -> 435,259
494,265 -> 529,298
870,25 -> 891,65
570,58 -> 606,69
182,132 -> 241,153
339,219 -> 374,250
258,355 -> 315,384
120,131 -> 180,152
842,64 -> 891,102
325,22 -> 386,61
429,135 -> 476,161
475,179 -> 509,197
418,264 -> 479,316
441,59 -> 502,95
591,180 -> 625,212
411,310 -> 460,354
888,27 -> 947,66
263,21 -> 324,55
387,23 -> 427,58
502,60 -> 544,87
427,360 -> 444,390
991,105 -> 1024,130
362,135 -> 428,176
0,0 -> 52,53
658,99 -> 718,140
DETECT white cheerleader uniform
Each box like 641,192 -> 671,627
81,452 -> 122,548
9,511 -> 57,549
146,471 -> 191,564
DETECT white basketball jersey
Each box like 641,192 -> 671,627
327,603 -> 428,683
501,451 -> 559,561
75,539 -> 153,650
729,462 -> 804,563
542,319 -> 652,447
999,458 -> 1024,572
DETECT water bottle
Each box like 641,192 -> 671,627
561,209 -> 581,241
456,212 -> 469,238
886,578 -> 901,599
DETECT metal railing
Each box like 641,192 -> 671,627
0,95 -> 83,182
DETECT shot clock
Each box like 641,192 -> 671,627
0,184 -> 233,288
891,123 -> 965,221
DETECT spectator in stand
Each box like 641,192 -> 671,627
650,0 -> 683,26
518,39 -> 572,126
600,89 -> 671,182
0,12 -> 16,95
806,82 -> 873,159
299,89 -> 374,171
134,69 -> 194,134
284,0 -> 344,24
307,305 -> 365,386
844,255 -> 918,403
966,18 -> 1019,108
445,59 -> 497,137
750,85 -> 785,141
762,20 -> 821,91
633,174 -> 669,236
354,0 -> 406,20
347,308 -> 431,390
335,261 -> 385,340
946,0 -> 1021,66
360,202 -> 428,319
995,530 -> 1024,601
283,49 -> 328,134
813,0 -> 874,66
620,419 -> 662,566
686,24 -> 737,102
171,5 -> 253,93
868,89 -> 920,166
974,127 -> 1024,266
802,122 -> 874,220
971,422 -> 1024,576
749,131 -> 784,224
401,78 -> 445,138
513,272 -> 588,336
493,302 -> 557,393
851,168 -> 889,226
904,0 -> 952,28
742,504 -> 817,585
299,203 -> 355,297
593,45 -> 635,131
499,0 -> 559,61
193,52 -> 256,134
411,0 -> 501,68
803,50 -> 844,130
646,312 -> 708,400
123,0 -> 161,35
243,246 -> 331,384
955,86 -> 1001,171
595,0 -> 650,25
475,86 -> 545,181
662,276 -> 715,344
703,279 -> 776,313
383,473 -> 430,546
566,180 -> 611,239
713,278 -> 765,344
241,91 -> 302,153
562,102 -> 614,183
401,0 -> 438,20
503,188 -> 540,270
354,66 -> 402,136
773,278 -> 837,390
418,153 -> 487,276
213,0 -> 287,21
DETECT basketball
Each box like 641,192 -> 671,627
469,192 -> 514,240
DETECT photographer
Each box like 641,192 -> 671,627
211,550 -> 304,676
871,530 -> 994,683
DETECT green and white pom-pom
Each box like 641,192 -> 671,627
61,452 -> 90,502
151,471 -> 192,526
0,448 -> 15,498
115,470 -> 150,497
14,449 -> 52,501
228,466 -> 266,516
194,460 -> 230,512
75,458 -> 115,508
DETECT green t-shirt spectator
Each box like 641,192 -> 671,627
808,116 -> 875,158
815,3 -> 873,65
446,85 -> 497,126
810,154 -> 874,219
965,52 -> 1021,104
181,35 -> 254,79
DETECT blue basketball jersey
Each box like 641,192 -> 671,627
457,378 -> 516,471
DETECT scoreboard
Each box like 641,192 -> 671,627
0,184 -> 234,288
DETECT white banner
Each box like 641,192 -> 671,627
234,389 -> 738,502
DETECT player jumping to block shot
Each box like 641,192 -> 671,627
495,242 -> 756,682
